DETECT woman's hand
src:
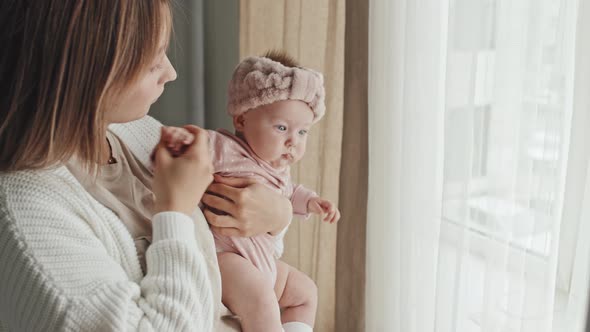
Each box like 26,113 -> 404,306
202,175 -> 292,237
152,125 -> 213,216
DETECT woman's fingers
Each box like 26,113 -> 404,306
152,125 -> 213,215
202,193 -> 235,216
181,125 -> 210,159
206,175 -> 291,237
213,174 -> 258,188
203,209 -> 240,229
206,183 -> 242,203
154,135 -> 173,166
209,225 -> 243,237
205,176 -> 262,204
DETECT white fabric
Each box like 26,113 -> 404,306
366,0 -> 447,331
559,1 -> 590,330
0,116 -> 215,331
366,0 -> 590,331
282,321 -> 313,332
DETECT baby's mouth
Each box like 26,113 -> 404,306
281,153 -> 294,162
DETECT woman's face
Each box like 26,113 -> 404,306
105,48 -> 177,124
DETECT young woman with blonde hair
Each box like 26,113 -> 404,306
0,1 -> 290,330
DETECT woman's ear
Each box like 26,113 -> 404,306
233,115 -> 246,131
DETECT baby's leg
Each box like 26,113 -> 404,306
274,260 -> 318,328
217,252 -> 282,332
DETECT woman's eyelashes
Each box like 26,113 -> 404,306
150,63 -> 163,73
150,54 -> 167,73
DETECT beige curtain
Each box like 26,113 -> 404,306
239,1 -> 345,331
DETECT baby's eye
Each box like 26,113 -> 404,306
298,129 -> 308,136
276,125 -> 287,131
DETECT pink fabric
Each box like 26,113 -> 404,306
227,56 -> 326,123
207,129 -> 318,284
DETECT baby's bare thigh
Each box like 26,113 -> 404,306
274,260 -> 318,308
217,253 -> 283,330
217,253 -> 274,302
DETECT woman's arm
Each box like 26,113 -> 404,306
201,175 -> 292,237
0,177 -> 214,331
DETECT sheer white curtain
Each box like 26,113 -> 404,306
366,0 -> 590,331
366,0 -> 447,331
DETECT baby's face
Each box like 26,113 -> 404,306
236,100 -> 314,170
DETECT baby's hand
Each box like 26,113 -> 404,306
151,126 -> 195,162
162,126 -> 195,154
307,197 -> 340,224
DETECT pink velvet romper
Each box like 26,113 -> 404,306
207,129 -> 317,285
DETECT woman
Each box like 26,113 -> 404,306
0,1 -> 290,331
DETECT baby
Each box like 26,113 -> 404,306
159,51 -> 339,332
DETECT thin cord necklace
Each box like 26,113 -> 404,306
106,137 -> 117,165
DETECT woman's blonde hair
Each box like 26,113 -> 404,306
0,0 -> 172,172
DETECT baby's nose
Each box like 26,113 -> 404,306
286,137 -> 298,147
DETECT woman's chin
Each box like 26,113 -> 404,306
108,109 -> 151,124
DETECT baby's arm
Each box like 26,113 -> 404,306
291,185 -> 340,224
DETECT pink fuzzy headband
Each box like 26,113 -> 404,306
227,56 -> 326,123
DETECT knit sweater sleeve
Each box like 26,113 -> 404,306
0,172 -> 214,331
108,115 -> 163,169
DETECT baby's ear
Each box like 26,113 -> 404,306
233,115 -> 246,131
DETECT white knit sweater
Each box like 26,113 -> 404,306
0,116 -> 215,331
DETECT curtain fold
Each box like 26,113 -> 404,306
366,0 -> 448,331
367,0 -> 589,331
150,0 -> 206,126
335,0 -> 369,330
239,1 -> 345,331
562,0 -> 590,329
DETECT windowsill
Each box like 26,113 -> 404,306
437,234 -> 573,331
442,195 -> 554,258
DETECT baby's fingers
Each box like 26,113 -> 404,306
182,133 -> 194,144
325,209 -> 335,222
176,129 -> 194,145
331,209 -> 341,224
310,201 -> 322,214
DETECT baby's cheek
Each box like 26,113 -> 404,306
297,145 -> 306,157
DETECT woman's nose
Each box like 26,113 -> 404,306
164,65 -> 177,83
161,56 -> 178,84
167,66 -> 178,82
